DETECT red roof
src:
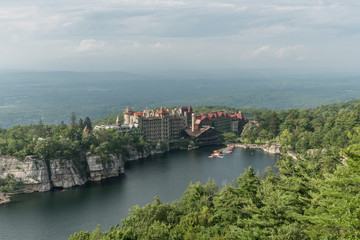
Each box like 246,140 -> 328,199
123,107 -> 134,115
156,108 -> 170,115
135,112 -> 143,117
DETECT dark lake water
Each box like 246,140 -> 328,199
0,147 -> 278,240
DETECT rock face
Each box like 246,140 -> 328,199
0,152 -> 127,194
49,159 -> 88,188
0,145 -> 165,201
228,143 -> 281,154
0,156 -> 51,193
127,149 -> 149,161
0,192 -> 10,205
86,154 -> 125,181
263,143 -> 281,154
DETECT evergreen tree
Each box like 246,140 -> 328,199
71,112 -> 77,129
84,117 -> 92,131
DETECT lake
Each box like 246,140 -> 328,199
0,147 -> 278,240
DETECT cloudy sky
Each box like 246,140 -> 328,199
1,0 -> 360,72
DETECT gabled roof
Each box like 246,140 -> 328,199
185,126 -> 214,137
195,119 -> 202,124
156,108 -> 170,115
237,111 -> 243,119
208,113 -> 215,119
123,107 -> 134,115
135,112 -> 143,117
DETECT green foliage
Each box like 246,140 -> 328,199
158,141 -> 168,152
0,174 -> 22,193
222,132 -> 237,143
70,104 -> 360,239
0,122 -> 145,163
239,102 -> 360,153
240,122 -> 259,143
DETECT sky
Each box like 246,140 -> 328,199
1,0 -> 360,73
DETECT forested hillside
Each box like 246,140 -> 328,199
0,116 -> 149,165
69,99 -> 360,239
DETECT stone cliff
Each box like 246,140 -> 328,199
0,156 -> 51,193
0,192 -> 10,205
86,154 -> 124,181
229,143 -> 281,154
0,153 -> 127,195
49,158 -> 88,188
0,144 -> 169,204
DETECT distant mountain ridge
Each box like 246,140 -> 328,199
1,70 -> 360,128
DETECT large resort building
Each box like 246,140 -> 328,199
195,110 -> 247,133
122,106 -> 193,142
95,106 -> 248,145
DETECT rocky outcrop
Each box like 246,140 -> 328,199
263,143 -> 281,154
0,156 -> 51,193
126,146 -> 166,161
127,149 -> 151,161
228,143 -> 281,154
0,145 -> 167,204
0,192 -> 10,205
86,154 -> 125,181
49,159 -> 88,188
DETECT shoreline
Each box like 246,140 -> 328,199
227,143 -> 281,155
0,143 -> 278,206
0,193 -> 10,205
0,145 -> 198,205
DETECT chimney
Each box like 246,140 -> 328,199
191,113 -> 195,132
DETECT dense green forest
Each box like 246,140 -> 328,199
69,99 -> 360,239
0,114 -> 151,166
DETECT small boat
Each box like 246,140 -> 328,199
61,189 -> 66,192
209,152 -> 223,158
210,146 -> 235,158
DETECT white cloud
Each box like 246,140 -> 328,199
104,0 -> 185,6
62,22 -> 72,27
275,46 -> 298,59
251,46 -> 270,56
151,42 -> 171,49
76,39 -> 106,53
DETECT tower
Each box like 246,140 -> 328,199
123,107 -> 134,125
191,113 -> 195,132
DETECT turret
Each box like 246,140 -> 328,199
191,113 -> 195,132
188,105 -> 193,114
123,107 -> 134,125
